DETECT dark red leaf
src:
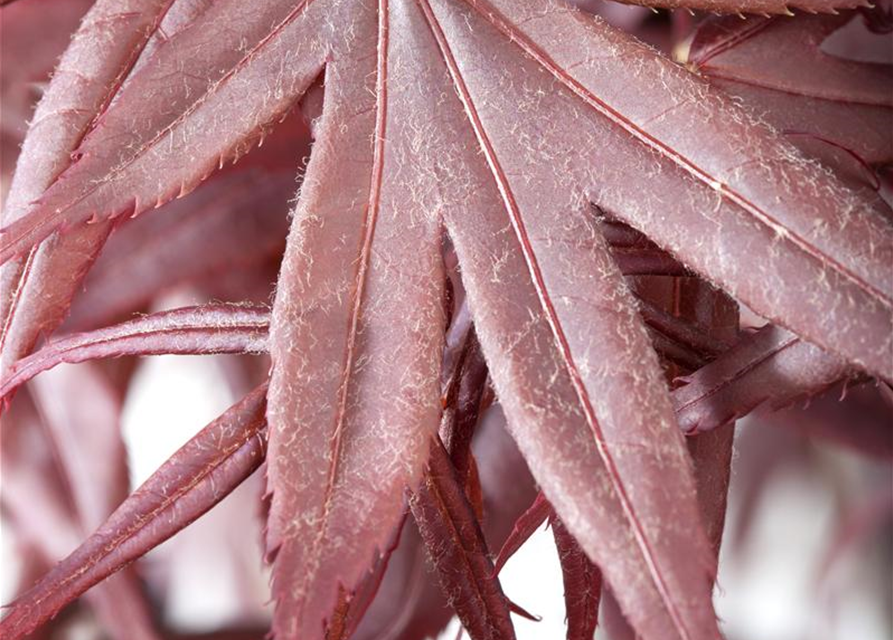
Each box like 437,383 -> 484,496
491,492 -> 552,577
410,438 -> 516,640
673,324 -> 851,435
551,516 -> 602,640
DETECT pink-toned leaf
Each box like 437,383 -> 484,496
551,515 -> 602,640
0,0 -> 94,148
264,3 -> 446,638
1,304 -> 269,401
409,438 -> 516,640
1,385 -> 158,640
441,0 -> 891,380
612,0 -> 870,16
29,365 -> 160,640
686,13 -> 892,168
63,168 -> 292,331
673,324 -> 851,435
417,1 -> 721,636
0,0 -> 176,380
0,385 -> 269,640
0,0 -> 331,264
491,492 -> 552,577
764,381 -> 893,459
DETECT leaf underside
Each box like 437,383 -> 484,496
0,305 -> 270,401
2,0 -> 892,638
0,386 -> 268,640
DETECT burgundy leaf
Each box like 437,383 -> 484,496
264,3 -> 445,637
5,2 -> 892,639
686,14 -> 892,169
0,0 -> 176,381
409,438 -> 516,640
0,385 -> 268,640
64,168 -> 292,331
0,0 -> 330,264
1,304 -> 269,401
673,324 -> 852,435
551,516 -> 603,640
419,1 -> 721,636
491,492 -> 552,576
612,0 -> 870,16
765,381 -> 893,459
3,0 -> 889,382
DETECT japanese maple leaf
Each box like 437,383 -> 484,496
1,0 -> 890,639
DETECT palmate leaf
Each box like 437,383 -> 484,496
2,0 -> 892,638
0,385 -> 269,639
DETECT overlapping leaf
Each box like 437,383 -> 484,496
0,0 -> 176,381
686,13 -> 892,174
0,385 -> 269,639
673,324 -> 851,434
3,0 -> 892,638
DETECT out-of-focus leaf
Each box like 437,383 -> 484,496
673,324 -> 851,435
765,381 -> 893,459
64,169 -> 292,331
1,384 -> 159,640
0,385 -> 269,640
409,438 -> 516,640
686,13 -> 892,170
491,492 -> 552,576
551,516 -> 602,640
30,365 -> 160,640
0,0 -> 94,151
1,305 -> 269,400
